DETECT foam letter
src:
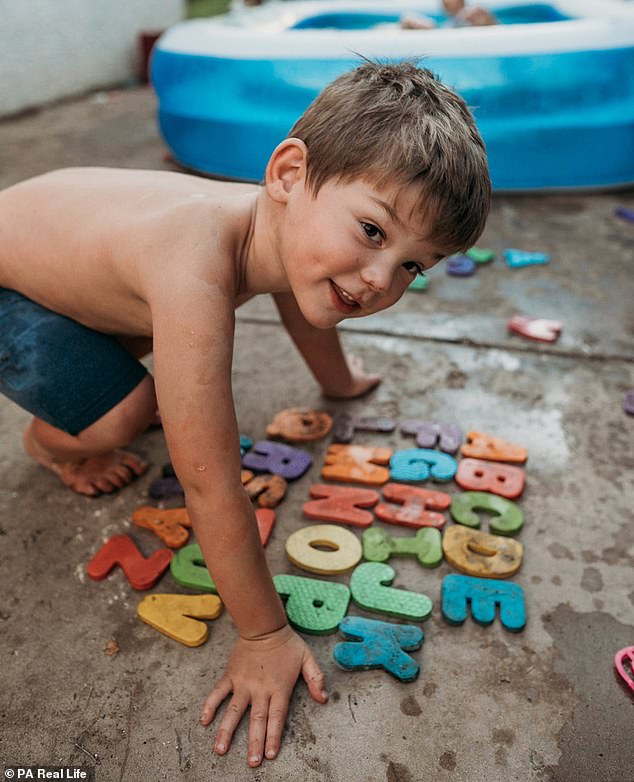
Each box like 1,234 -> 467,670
132,506 -> 192,548
255,508 -> 276,546
362,527 -> 443,568
441,573 -> 526,631
148,476 -> 184,500
303,484 -> 379,527
400,420 -> 462,453
86,535 -> 172,590
350,562 -> 432,621
239,435 -> 253,456
137,593 -> 222,647
243,473 -> 288,508
332,413 -> 396,443
450,491 -> 524,535
614,646 -> 634,694
460,431 -> 527,463
285,524 -> 362,574
333,616 -> 424,682
243,440 -> 312,480
321,444 -> 392,485
266,408 -> 333,442
375,482 -> 450,528
170,543 -> 217,593
273,574 -> 350,635
442,525 -> 523,578
455,458 -> 525,499
390,448 -> 457,482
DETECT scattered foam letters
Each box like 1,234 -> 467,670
332,413 -> 396,443
333,616 -> 423,682
400,419 -> 462,453
442,573 -> 526,631
508,315 -> 562,344
170,543 -> 217,593
243,440 -> 312,480
321,444 -> 392,485
285,524 -> 362,575
460,431 -> 528,464
455,458 -> 525,499
614,646 -> 634,694
148,476 -> 184,500
362,526 -> 443,569
132,506 -> 192,548
390,448 -> 457,482
374,482 -> 450,528
137,593 -> 222,647
86,534 -> 172,590
243,473 -> 287,508
274,574 -> 350,635
442,525 -> 523,578
450,491 -> 524,535
503,249 -> 550,268
303,484 -> 379,527
266,408 -> 333,442
350,562 -> 432,621
446,255 -> 476,277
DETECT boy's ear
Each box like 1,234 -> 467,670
265,138 -> 308,203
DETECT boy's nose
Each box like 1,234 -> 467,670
360,262 -> 392,295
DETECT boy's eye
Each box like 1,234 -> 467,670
403,261 -> 425,277
362,222 -> 384,243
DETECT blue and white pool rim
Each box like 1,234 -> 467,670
152,0 -> 634,191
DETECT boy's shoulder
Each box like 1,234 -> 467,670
28,166 -> 256,196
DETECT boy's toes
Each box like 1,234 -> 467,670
118,450 -> 149,476
95,476 -> 118,493
67,474 -> 100,496
56,451 -> 148,496
110,464 -> 134,485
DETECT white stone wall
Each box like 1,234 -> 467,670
0,0 -> 185,116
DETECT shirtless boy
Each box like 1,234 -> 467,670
0,61 -> 490,766
401,0 -> 497,29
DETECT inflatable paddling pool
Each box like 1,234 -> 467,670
152,0 -> 634,191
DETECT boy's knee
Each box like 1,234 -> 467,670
78,374 -> 157,450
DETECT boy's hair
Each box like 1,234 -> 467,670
288,60 -> 491,253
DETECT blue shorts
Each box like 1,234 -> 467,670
0,288 -> 148,435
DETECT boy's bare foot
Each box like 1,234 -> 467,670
23,424 -> 149,496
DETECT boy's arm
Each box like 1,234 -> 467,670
151,287 -> 326,766
272,291 -> 381,398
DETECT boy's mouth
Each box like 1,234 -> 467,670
329,280 -> 361,313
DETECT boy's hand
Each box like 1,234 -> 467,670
200,625 -> 327,767
321,353 -> 381,399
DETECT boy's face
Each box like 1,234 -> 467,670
279,177 -> 446,329
442,0 -> 465,15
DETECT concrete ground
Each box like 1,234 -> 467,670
0,86 -> 633,782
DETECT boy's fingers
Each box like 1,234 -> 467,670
200,679 -> 232,725
301,651 -> 328,703
246,697 -> 270,767
214,695 -> 249,754
264,693 -> 290,760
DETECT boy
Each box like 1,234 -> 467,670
402,0 -> 497,29
0,62 -> 490,766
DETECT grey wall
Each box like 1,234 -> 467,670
0,0 -> 185,116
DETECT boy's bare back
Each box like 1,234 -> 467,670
0,167 -> 259,336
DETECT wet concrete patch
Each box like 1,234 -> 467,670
542,605 -> 634,781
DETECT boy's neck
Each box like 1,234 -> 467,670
237,189 -> 289,298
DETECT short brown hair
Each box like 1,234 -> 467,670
288,60 -> 491,253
